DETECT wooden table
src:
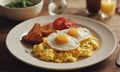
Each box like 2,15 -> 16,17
0,0 -> 120,72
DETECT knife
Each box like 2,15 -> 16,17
117,52 -> 120,65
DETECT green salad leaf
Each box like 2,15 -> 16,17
5,0 -> 36,8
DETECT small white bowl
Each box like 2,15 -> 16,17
0,0 -> 43,21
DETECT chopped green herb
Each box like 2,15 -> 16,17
43,45 -> 47,50
5,0 -> 36,8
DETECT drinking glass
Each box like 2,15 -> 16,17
101,0 -> 117,19
86,0 -> 101,15
116,0 -> 120,14
48,0 -> 67,15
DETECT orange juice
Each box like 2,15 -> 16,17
101,0 -> 116,16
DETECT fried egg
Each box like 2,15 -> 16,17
58,27 -> 91,41
47,33 -> 80,51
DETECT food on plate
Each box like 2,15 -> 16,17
33,30 -> 99,62
5,0 -> 36,8
22,23 -> 56,44
53,17 -> 77,30
47,33 -> 80,51
21,17 -> 99,63
58,27 -> 91,42
41,24 -> 56,37
22,23 -> 43,44
33,26 -> 99,62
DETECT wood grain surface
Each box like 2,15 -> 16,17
0,0 -> 120,72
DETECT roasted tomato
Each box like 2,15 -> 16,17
53,17 -> 77,30
64,18 -> 77,28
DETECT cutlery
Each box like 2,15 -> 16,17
117,52 -> 120,65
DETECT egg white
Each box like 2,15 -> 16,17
57,27 -> 91,41
75,27 -> 91,41
47,33 -> 80,51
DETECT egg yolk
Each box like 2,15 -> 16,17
67,28 -> 79,37
55,34 -> 69,44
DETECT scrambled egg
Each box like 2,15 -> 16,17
33,35 -> 99,63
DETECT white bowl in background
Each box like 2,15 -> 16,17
0,0 -> 43,21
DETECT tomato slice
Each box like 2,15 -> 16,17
64,18 -> 77,28
53,17 -> 77,30
53,17 -> 66,30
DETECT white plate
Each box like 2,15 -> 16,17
6,15 -> 117,70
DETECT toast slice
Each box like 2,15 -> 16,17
41,24 -> 56,37
22,23 -> 43,44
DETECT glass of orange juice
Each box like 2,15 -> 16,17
101,0 -> 117,19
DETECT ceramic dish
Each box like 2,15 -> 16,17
0,0 -> 43,21
6,15 -> 117,70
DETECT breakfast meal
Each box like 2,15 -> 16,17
22,17 -> 99,63
5,0 -> 36,8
